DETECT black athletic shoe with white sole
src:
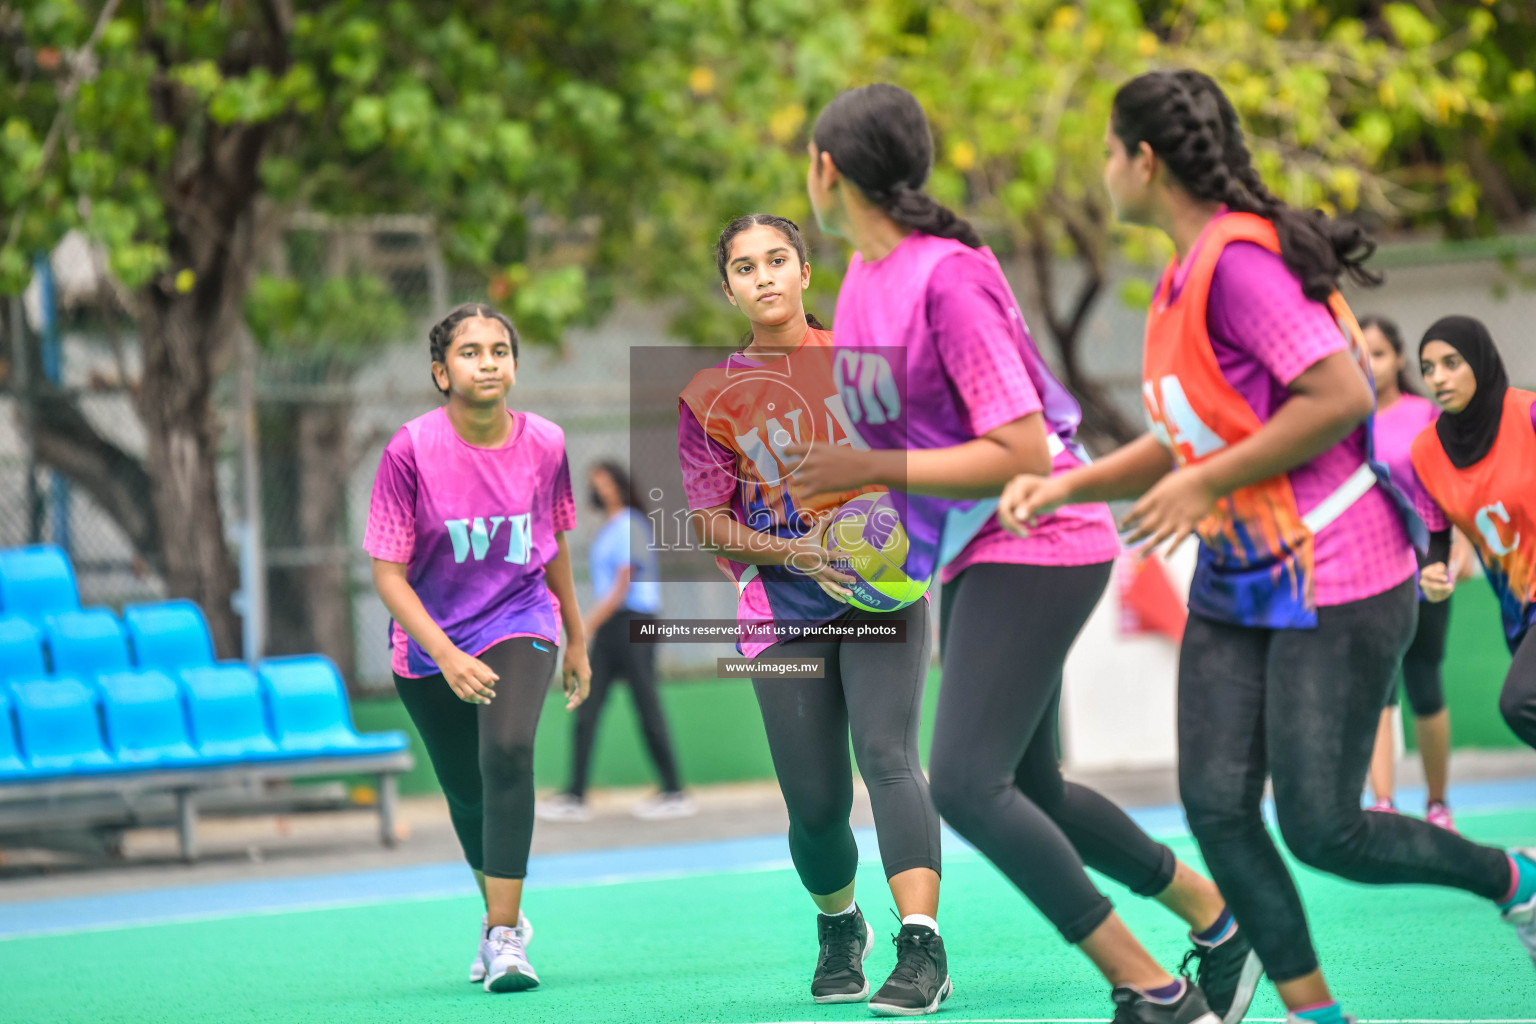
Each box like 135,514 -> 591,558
1181,927 -> 1262,1023
1111,982 -> 1220,1024
812,908 -> 875,1003
868,923 -> 952,1017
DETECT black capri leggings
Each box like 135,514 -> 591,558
1386,596 -> 1451,717
395,637 -> 557,879
929,561 -> 1177,944
1500,628 -> 1536,749
750,600 -> 941,897
1179,580 -> 1512,983
569,611 -> 682,798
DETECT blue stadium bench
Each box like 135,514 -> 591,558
257,656 -> 409,756
0,615 -> 47,683
43,609 -> 133,678
6,676 -> 115,774
95,669 -> 203,768
123,600 -> 215,672
0,690 -> 28,778
0,544 -> 79,620
178,664 -> 282,761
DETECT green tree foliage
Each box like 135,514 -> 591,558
1,1 -> 1532,652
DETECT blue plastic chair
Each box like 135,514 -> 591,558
257,656 -> 408,755
43,609 -> 132,678
95,669 -> 202,767
0,544 -> 80,619
6,676 -> 114,773
178,664 -> 281,760
123,600 -> 215,671
0,689 -> 29,777
0,616 -> 47,683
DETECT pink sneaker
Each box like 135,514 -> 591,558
1368,799 -> 1398,814
1426,800 -> 1458,834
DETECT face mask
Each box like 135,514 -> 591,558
588,486 -> 606,510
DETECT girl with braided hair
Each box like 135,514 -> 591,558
1003,69 -> 1536,1023
790,83 -> 1246,1024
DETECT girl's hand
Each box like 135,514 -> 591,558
438,646 -> 498,704
787,511 -> 855,602
1120,467 -> 1217,558
999,474 -> 1072,537
562,645 -> 592,710
784,440 -> 874,505
1420,562 -> 1454,603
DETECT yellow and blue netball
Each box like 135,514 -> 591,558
821,492 -> 931,613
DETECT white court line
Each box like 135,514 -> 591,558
0,857 -> 798,942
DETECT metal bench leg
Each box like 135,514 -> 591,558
176,789 -> 198,863
378,772 -> 399,848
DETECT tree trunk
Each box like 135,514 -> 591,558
131,105 -> 271,656
295,393 -> 357,683
1023,221 -> 1140,454
134,301 -> 241,656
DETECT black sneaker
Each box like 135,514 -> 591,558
868,923 -> 952,1016
812,908 -> 874,1004
1180,927 -> 1262,1023
1111,982 -> 1220,1024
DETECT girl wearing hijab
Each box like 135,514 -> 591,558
1412,316 -> 1536,764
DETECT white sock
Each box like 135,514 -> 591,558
824,899 -> 858,917
901,913 -> 939,935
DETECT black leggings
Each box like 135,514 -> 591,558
1179,580 -> 1512,983
1386,596 -> 1451,716
750,601 -> 941,897
569,611 -> 682,798
930,562 -> 1177,944
395,637 -> 556,879
1500,628 -> 1536,749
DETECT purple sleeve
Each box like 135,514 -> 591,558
362,431 -> 417,564
677,400 -> 738,510
1207,243 -> 1348,387
551,451 -> 576,533
926,254 -> 1043,437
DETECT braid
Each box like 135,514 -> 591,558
812,84 -> 984,249
1113,70 -> 1382,302
883,181 -> 984,248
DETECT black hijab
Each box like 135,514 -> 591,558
1419,315 -> 1509,469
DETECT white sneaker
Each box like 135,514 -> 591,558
631,791 -> 697,820
535,793 -> 594,823
1502,848 -> 1536,969
482,923 -> 540,992
469,911 -> 532,983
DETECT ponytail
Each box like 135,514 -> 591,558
1111,70 -> 1380,302
812,84 -> 983,249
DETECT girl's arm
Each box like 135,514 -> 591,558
999,434 -> 1174,536
371,558 -> 497,703
1121,350 -> 1374,553
585,565 -> 632,635
785,412 -> 1052,503
688,502 -> 852,599
544,533 -> 592,710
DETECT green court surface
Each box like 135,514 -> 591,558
6,810 -> 1534,1024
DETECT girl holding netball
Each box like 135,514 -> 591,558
1003,70 -> 1536,1021
679,214 -> 948,1016
1360,315 -> 1470,828
788,84 -> 1251,1024
365,303 -> 591,993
